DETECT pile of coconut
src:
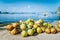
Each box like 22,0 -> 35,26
6,18 -> 60,37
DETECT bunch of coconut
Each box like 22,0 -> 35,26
20,18 -> 35,37
6,18 -> 58,37
45,23 -> 57,34
6,22 -> 21,35
20,19 -> 46,37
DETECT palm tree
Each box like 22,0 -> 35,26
57,7 -> 60,20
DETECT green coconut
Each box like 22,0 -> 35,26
27,29 -> 34,36
21,31 -> 28,37
20,23 -> 27,30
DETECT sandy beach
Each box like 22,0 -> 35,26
0,21 -> 60,40
0,30 -> 60,40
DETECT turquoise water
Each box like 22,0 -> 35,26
0,12 -> 59,24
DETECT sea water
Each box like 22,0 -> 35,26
0,12 -> 59,24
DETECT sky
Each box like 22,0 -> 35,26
0,0 -> 60,12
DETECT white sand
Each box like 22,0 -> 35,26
0,30 -> 60,40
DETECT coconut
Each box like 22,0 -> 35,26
28,22 -> 34,26
51,27 -> 57,34
12,23 -> 19,28
58,21 -> 60,24
20,23 -> 27,30
27,25 -> 33,29
41,27 -> 46,32
6,24 -> 14,31
57,28 -> 60,32
37,27 -> 43,34
10,28 -> 18,35
45,28 -> 51,34
27,29 -> 34,36
33,24 -> 39,28
26,18 -> 34,24
39,19 -> 44,24
21,31 -> 28,37
43,23 -> 48,27
58,24 -> 60,28
48,23 -> 53,28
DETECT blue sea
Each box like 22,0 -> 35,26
0,12 -> 59,24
